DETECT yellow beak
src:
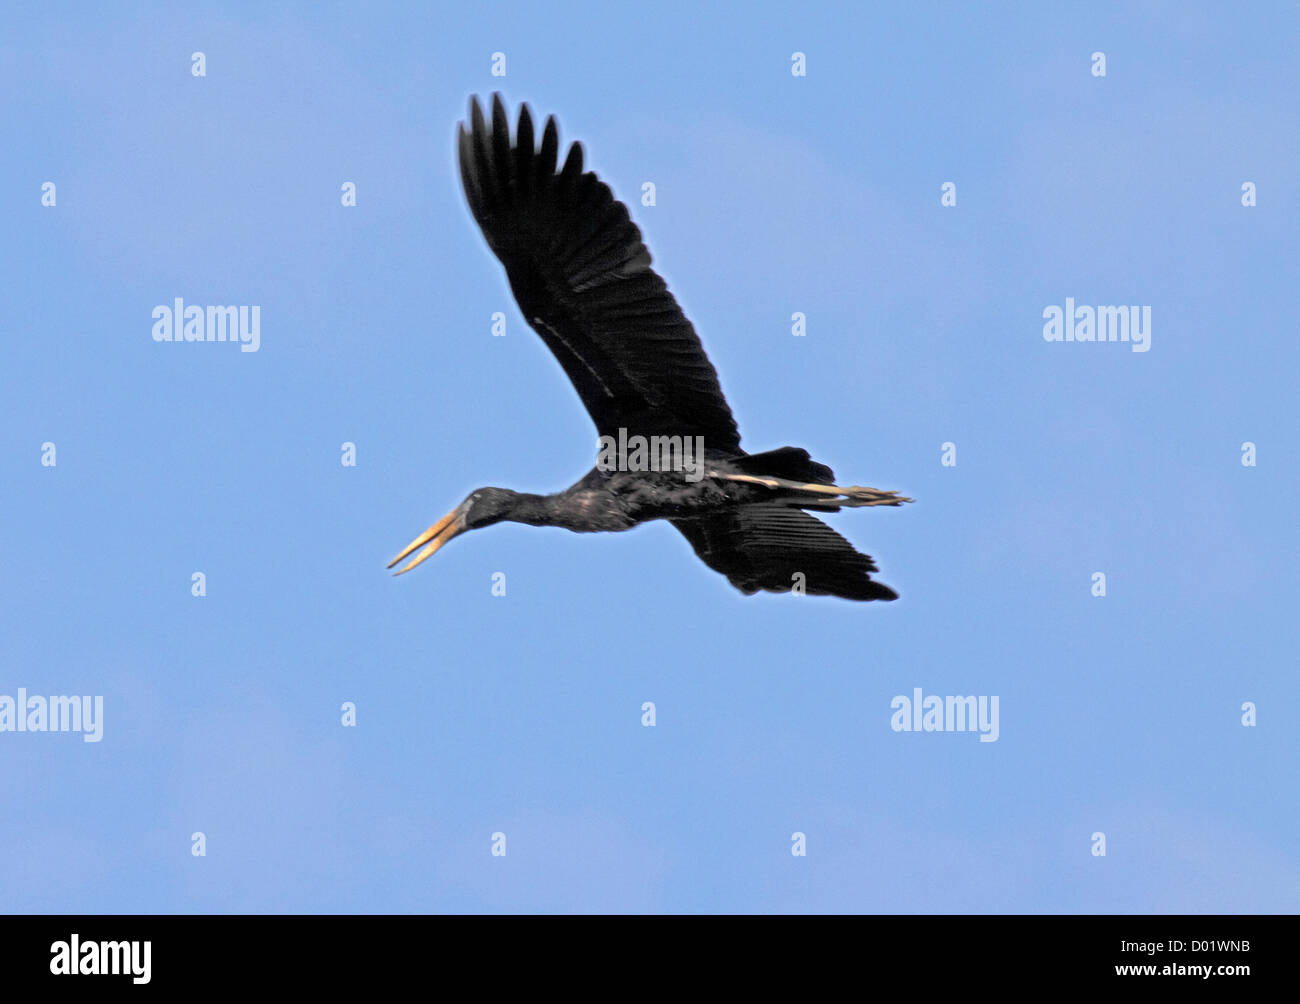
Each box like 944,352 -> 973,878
388,506 -> 468,575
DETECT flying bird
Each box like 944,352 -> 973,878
390,94 -> 911,601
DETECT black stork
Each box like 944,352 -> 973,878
390,94 -> 911,601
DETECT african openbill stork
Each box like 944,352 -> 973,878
390,95 -> 911,601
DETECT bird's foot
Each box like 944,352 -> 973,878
795,482 -> 913,507
836,485 -> 914,507
713,471 -> 913,507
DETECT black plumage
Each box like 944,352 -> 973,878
456,95 -> 739,449
390,94 -> 910,601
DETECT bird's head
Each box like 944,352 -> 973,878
388,487 -> 520,575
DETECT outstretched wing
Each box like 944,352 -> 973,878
671,506 -> 898,601
458,94 -> 741,450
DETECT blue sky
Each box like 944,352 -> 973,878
2,1 -> 1297,913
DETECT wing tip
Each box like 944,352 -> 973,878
461,94 -> 588,194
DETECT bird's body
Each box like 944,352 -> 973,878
391,94 -> 911,601
534,467 -> 739,532
473,457 -> 806,533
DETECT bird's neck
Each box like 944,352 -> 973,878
506,490 -> 630,533
503,492 -> 565,527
